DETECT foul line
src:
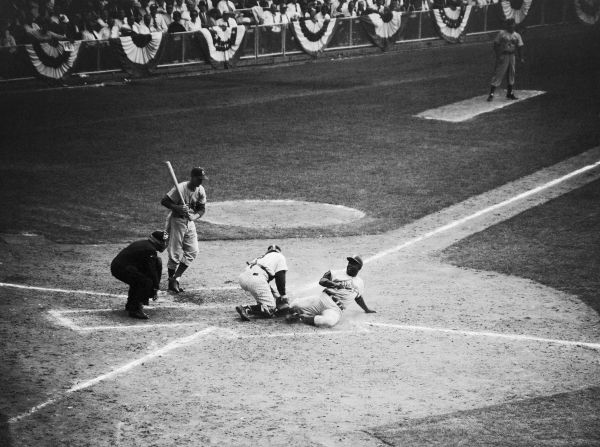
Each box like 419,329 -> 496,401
369,322 -> 600,351
0,282 -> 239,297
364,159 -> 600,264
8,326 -> 218,424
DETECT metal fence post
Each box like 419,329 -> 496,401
182,34 -> 186,62
349,17 -> 353,47
418,10 -> 422,39
483,5 -> 487,32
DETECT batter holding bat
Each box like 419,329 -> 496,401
161,164 -> 208,293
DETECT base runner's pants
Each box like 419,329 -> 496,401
111,264 -> 155,305
491,53 -> 516,87
290,293 -> 343,328
166,216 -> 198,271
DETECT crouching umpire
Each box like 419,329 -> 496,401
111,230 -> 168,320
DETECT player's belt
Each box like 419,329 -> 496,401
502,50 -> 515,54
250,264 -> 273,281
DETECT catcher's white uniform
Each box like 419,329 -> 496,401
238,250 -> 288,310
291,269 -> 365,328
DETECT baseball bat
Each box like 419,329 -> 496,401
165,161 -> 187,205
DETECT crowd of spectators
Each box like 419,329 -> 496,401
0,0 -> 501,47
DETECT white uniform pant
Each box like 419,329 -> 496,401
166,216 -> 198,271
491,53 -> 516,87
238,267 -> 276,309
291,293 -> 342,328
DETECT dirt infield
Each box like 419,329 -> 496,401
2,148 -> 599,446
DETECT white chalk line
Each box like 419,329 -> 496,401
0,281 -> 239,297
364,159 -> 600,264
369,322 -> 600,351
8,326 -> 218,424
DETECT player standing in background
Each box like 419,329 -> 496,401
236,245 -> 289,321
487,18 -> 525,102
161,166 -> 207,293
110,230 -> 168,319
287,255 -> 376,328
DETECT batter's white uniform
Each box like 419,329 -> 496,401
238,251 -> 288,309
165,181 -> 206,271
291,269 -> 365,328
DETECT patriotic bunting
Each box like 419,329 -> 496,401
289,18 -> 339,56
500,0 -> 533,24
574,0 -> 600,24
196,25 -> 246,68
360,11 -> 403,50
110,32 -> 166,77
25,40 -> 81,79
431,5 -> 472,43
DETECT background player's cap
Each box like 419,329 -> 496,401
191,166 -> 208,179
346,255 -> 363,268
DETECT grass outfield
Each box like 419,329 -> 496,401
0,26 -> 598,243
442,179 -> 600,314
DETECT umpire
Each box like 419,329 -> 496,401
111,230 -> 168,320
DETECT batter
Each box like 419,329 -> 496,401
160,166 -> 207,293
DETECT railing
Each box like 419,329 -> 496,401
0,0 -> 577,81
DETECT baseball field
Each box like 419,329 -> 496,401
1,23 -> 599,446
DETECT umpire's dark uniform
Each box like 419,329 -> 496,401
111,231 -> 168,319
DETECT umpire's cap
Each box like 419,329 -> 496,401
347,255 -> 363,268
191,166 -> 208,179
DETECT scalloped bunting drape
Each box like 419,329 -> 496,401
500,0 -> 533,23
574,0 -> 600,24
110,32 -> 166,77
196,25 -> 246,68
360,11 -> 403,50
431,5 -> 472,43
289,18 -> 339,56
25,40 -> 81,79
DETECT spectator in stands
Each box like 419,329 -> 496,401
198,1 -> 212,25
163,2 -> 175,26
81,19 -> 97,40
286,0 -> 302,20
106,16 -> 121,38
355,0 -> 367,14
174,0 -> 190,19
217,0 -> 237,16
140,13 -> 153,32
149,3 -> 169,31
27,17 -> 66,42
1,28 -> 18,52
208,7 -> 222,25
217,10 -> 237,27
168,10 -> 187,31
186,8 -> 203,30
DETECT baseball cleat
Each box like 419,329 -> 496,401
486,94 -> 494,102
285,311 -> 301,323
128,308 -> 149,320
168,277 -> 182,293
506,93 -> 518,100
236,305 -> 251,321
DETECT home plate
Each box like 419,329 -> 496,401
415,90 -> 545,122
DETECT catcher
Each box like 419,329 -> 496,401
235,245 -> 289,321
286,255 -> 375,328
110,230 -> 168,320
